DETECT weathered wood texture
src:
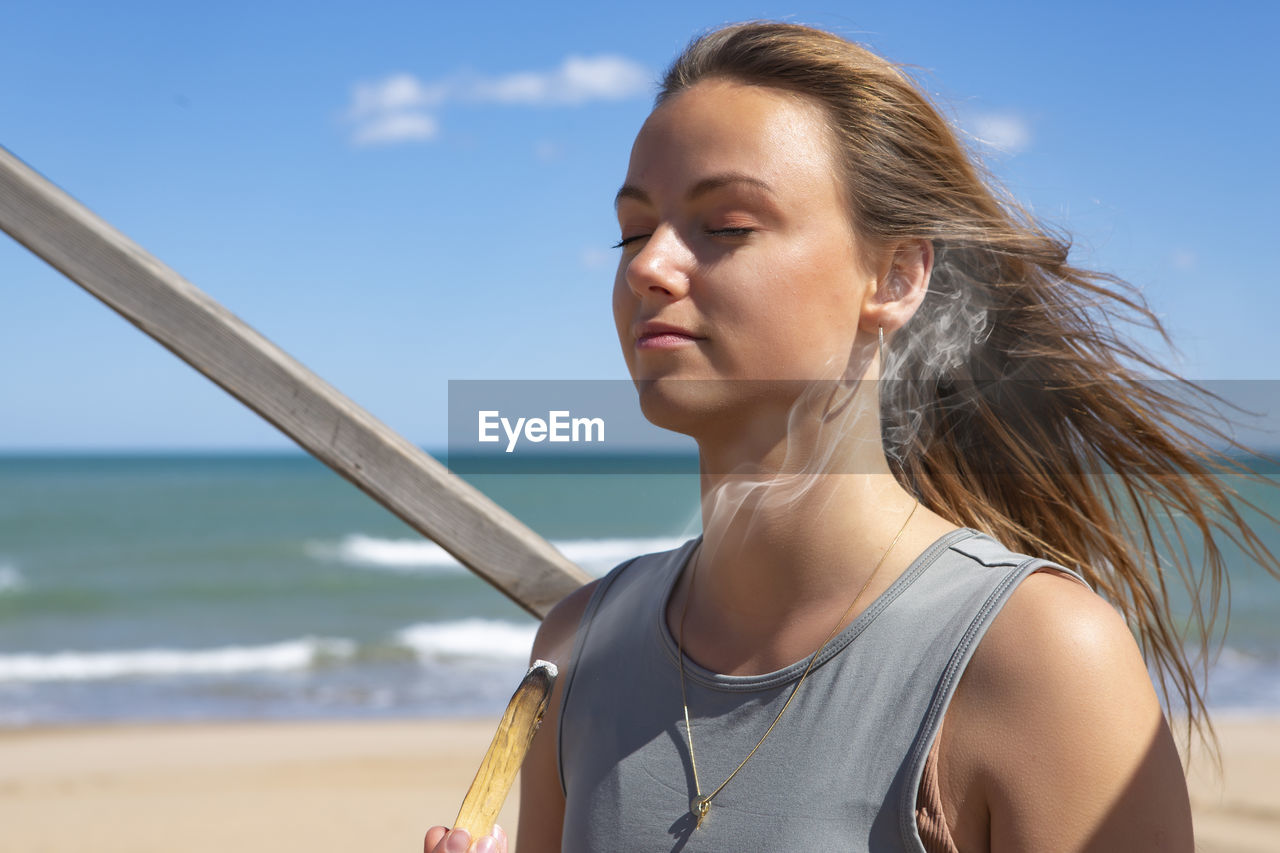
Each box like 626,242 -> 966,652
0,145 -> 591,618
454,661 -> 556,840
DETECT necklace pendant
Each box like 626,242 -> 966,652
691,795 -> 710,829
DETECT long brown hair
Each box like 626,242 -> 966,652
660,21 -> 1278,748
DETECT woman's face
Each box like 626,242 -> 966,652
612,79 -> 879,433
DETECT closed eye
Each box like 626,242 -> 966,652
613,227 -> 751,249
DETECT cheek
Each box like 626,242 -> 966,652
758,240 -> 865,373
611,268 -> 629,334
612,268 -> 637,367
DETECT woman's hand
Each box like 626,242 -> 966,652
423,823 -> 508,853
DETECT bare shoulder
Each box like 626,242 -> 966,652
517,579 -> 599,853
940,570 -> 1193,852
970,569 -> 1138,690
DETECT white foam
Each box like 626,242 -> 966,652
553,537 -> 688,575
305,534 -> 464,572
0,563 -> 24,595
395,619 -> 537,662
308,533 -> 688,577
0,637 -> 354,682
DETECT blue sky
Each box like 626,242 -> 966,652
1,0 -> 1276,451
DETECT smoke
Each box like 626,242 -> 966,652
879,244 -> 993,466
691,346 -> 892,566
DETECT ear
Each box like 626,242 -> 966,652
859,239 -> 933,336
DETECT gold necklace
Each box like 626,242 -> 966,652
677,501 -> 919,830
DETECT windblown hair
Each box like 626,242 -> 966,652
660,21 -> 1278,748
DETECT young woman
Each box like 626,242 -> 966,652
427,21 -> 1276,852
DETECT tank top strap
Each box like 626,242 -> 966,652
555,539 -> 697,795
895,540 -> 1086,848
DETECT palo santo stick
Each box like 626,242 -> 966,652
454,659 -> 559,841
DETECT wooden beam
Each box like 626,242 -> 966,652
0,145 -> 591,618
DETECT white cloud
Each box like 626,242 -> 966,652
345,55 -> 651,147
1171,249 -> 1197,270
351,112 -> 439,146
348,73 -> 447,118
968,112 -> 1032,154
470,55 -> 651,105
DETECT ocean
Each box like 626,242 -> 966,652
1,452 -> 1277,726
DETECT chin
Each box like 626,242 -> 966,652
631,377 -> 804,439
632,377 -> 717,437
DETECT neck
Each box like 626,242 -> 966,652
674,382 -> 956,674
697,466 -> 915,603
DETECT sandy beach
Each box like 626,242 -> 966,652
0,716 -> 1274,852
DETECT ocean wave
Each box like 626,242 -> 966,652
1204,645 -> 1280,712
306,533 -> 688,577
395,619 -> 537,663
0,637 -> 355,682
554,537 -> 689,574
304,534 -> 463,572
0,562 -> 24,595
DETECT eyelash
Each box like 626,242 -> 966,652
611,228 -> 754,249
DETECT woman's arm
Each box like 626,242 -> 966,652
515,580 -> 599,853
939,571 -> 1195,852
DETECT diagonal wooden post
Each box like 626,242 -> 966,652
0,145 -> 591,618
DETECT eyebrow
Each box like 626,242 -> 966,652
614,173 -> 776,208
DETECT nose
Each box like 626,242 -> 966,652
623,226 -> 693,301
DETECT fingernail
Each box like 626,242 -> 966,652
474,837 -> 498,853
493,823 -> 507,845
444,829 -> 472,853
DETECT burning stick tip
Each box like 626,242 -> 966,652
529,659 -> 559,678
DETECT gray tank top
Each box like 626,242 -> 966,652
557,527 -> 1083,852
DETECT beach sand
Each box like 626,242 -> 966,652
0,717 -> 1274,852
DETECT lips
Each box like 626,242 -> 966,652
634,320 -> 704,347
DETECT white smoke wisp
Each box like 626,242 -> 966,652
692,345 -> 896,570
878,244 -> 993,467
